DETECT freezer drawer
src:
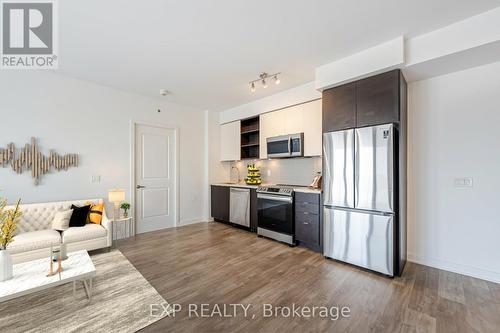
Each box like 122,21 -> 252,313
323,207 -> 394,276
323,130 -> 355,208
355,124 -> 394,213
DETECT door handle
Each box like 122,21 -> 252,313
136,185 -> 146,189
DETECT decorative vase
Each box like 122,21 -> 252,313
123,211 -> 128,218
0,250 -> 13,282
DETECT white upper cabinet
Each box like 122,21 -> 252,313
302,99 -> 322,157
220,121 -> 241,161
259,110 -> 286,158
259,99 -> 322,159
285,104 -> 304,135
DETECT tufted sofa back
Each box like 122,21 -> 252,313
5,199 -> 103,234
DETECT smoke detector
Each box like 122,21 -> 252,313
160,89 -> 170,96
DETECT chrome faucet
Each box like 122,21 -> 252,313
230,166 -> 240,184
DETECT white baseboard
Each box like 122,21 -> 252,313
178,218 -> 208,226
407,253 -> 500,284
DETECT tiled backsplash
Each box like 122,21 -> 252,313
230,157 -> 322,186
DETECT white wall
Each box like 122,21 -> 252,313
408,61 -> 500,283
219,82 -> 320,124
315,36 -> 404,91
0,71 -> 206,226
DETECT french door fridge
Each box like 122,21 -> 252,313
323,123 -> 395,276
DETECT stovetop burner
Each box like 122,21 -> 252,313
257,185 -> 293,196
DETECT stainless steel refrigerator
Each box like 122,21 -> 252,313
323,123 -> 399,276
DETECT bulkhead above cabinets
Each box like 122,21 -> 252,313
219,99 -> 322,162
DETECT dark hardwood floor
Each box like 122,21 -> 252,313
116,222 -> 500,333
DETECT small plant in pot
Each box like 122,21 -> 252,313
120,202 -> 131,218
0,198 -> 22,282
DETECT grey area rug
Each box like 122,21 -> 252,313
0,250 -> 169,333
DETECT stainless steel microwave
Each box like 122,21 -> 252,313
266,133 -> 304,158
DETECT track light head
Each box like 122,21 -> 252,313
249,72 -> 280,93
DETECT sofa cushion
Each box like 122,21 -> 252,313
7,230 -> 61,254
62,224 -> 107,243
69,204 -> 91,227
86,202 -> 104,225
51,209 -> 73,231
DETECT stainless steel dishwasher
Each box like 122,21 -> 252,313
229,187 -> 250,227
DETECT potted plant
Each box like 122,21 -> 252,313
0,198 -> 21,282
120,202 -> 131,218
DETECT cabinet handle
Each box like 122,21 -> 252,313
303,212 -> 309,215
303,222 -> 310,225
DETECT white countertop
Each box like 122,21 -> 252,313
211,183 -> 321,194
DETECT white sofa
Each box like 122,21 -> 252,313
6,198 -> 112,263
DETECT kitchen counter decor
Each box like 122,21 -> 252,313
245,163 -> 262,185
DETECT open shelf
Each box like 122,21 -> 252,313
240,116 -> 260,159
241,142 -> 259,148
240,128 -> 260,135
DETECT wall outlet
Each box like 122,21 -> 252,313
454,177 -> 473,188
91,175 -> 101,183
267,169 -> 271,177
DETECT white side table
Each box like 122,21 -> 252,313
111,217 -> 134,244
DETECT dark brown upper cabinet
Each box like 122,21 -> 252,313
322,82 -> 356,132
322,69 -> 405,132
356,70 -> 399,128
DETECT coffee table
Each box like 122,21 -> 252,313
0,250 -> 96,303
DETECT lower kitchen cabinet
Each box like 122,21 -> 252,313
210,185 -> 230,222
250,189 -> 258,232
210,185 -> 257,232
295,192 -> 322,253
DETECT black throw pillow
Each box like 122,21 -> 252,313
69,204 -> 91,227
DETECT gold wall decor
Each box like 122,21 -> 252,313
0,138 -> 79,185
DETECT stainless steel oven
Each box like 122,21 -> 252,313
257,186 -> 295,245
266,133 -> 303,158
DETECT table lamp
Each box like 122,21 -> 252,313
108,189 -> 125,220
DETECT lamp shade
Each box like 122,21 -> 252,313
108,189 -> 125,203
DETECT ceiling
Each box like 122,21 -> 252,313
57,0 -> 500,111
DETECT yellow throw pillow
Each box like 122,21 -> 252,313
86,202 -> 104,225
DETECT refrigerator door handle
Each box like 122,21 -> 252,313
324,204 -> 393,217
354,129 -> 360,208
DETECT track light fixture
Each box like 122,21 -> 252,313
249,72 -> 281,92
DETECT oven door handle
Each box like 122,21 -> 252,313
257,194 -> 293,203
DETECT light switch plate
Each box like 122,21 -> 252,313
91,175 -> 101,183
454,177 -> 473,188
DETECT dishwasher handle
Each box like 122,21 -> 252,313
230,187 -> 250,193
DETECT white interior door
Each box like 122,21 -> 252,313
135,124 -> 176,233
